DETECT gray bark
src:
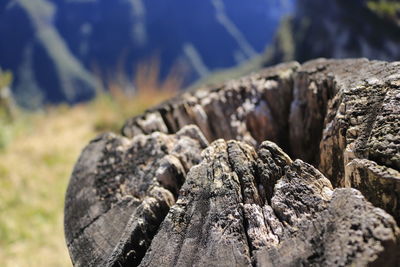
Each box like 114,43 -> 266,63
65,59 -> 400,266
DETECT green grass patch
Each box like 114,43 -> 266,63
367,0 -> 400,18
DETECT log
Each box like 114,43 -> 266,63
64,59 -> 400,266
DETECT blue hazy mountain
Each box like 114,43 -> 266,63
0,0 -> 293,108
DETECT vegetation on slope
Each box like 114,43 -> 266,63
367,0 -> 400,24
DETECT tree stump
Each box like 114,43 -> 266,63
65,59 -> 400,266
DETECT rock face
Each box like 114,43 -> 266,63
65,58 -> 400,266
263,0 -> 400,66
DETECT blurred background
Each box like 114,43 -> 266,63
0,0 -> 399,266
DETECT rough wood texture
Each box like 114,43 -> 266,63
65,126 -> 208,266
65,59 -> 400,266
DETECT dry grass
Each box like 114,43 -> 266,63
94,58 -> 182,132
0,106 -> 95,267
0,61 -> 180,266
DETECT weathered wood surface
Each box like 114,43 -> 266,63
65,59 -> 400,266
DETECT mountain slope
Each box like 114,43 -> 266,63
263,0 -> 400,66
0,0 -> 293,108
0,0 -> 97,108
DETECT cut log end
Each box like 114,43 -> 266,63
65,59 -> 400,266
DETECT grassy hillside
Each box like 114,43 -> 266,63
0,70 -> 177,266
0,105 -> 94,266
